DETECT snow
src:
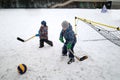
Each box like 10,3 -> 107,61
0,9 -> 120,80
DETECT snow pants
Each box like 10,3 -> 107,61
40,39 -> 53,47
62,41 -> 76,59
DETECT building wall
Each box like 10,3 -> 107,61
0,0 -> 119,9
109,0 -> 120,9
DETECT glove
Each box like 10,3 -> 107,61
59,37 -> 64,43
36,30 -> 40,37
35,34 -> 40,37
67,43 -> 72,49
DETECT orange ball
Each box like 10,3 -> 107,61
17,64 -> 27,74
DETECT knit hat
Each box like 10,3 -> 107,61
61,20 -> 69,29
41,20 -> 46,26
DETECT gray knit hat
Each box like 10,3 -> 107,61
61,20 -> 69,29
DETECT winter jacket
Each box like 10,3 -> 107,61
39,26 -> 48,39
60,24 -> 76,44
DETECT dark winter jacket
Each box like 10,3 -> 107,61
60,23 -> 76,44
39,26 -> 48,39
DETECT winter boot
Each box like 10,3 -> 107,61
39,46 -> 44,48
50,41 -> 53,46
67,58 -> 75,64
62,53 -> 67,56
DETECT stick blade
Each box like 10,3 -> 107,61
80,56 -> 88,61
17,37 -> 25,42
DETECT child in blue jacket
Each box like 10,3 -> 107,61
36,20 -> 53,48
59,20 -> 77,64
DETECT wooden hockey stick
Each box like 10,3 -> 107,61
68,49 -> 88,61
17,35 -> 36,42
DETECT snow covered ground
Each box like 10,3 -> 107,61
0,9 -> 120,80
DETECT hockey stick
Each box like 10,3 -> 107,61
17,35 -> 36,42
17,37 -> 25,42
68,49 -> 88,61
63,43 -> 88,61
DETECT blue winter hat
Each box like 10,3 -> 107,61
41,20 -> 46,26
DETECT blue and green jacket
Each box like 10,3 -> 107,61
60,23 -> 76,44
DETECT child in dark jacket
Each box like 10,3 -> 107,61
59,20 -> 77,64
36,20 -> 53,48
